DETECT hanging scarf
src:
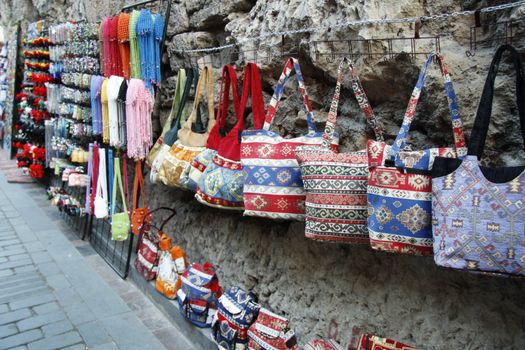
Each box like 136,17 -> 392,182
137,9 -> 154,89
101,78 -> 110,143
107,75 -> 125,148
117,79 -> 128,149
102,17 -> 112,77
126,78 -> 153,160
129,10 -> 141,79
153,13 -> 164,86
117,13 -> 131,79
90,75 -> 105,135
109,16 -> 122,76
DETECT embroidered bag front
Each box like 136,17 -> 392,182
177,262 -> 222,328
196,63 -> 265,209
296,57 -> 383,243
247,308 -> 298,350
367,53 -> 466,256
432,45 -> 525,277
158,66 -> 215,190
111,156 -> 130,241
241,58 -> 338,220
190,64 -> 241,197
357,334 -> 418,350
212,286 -> 260,350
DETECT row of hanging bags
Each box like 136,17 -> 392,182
296,58 -> 384,243
432,44 -> 525,277
240,58 -> 339,220
151,68 -> 198,184
196,63 -> 266,209
158,66 -> 215,190
367,53 -> 467,256
190,64 -> 241,200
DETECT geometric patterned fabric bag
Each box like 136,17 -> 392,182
304,339 -> 344,350
241,58 -> 339,220
431,44 -> 525,277
296,57 -> 383,243
177,262 -> 222,328
192,64 -> 242,206
196,63 -> 265,210
367,53 -> 467,256
357,334 -> 418,350
158,66 -> 215,190
150,68 -> 197,184
247,308 -> 298,350
212,286 -> 260,350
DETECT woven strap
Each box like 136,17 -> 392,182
321,57 -> 384,149
90,143 -> 99,211
108,149 -> 114,210
238,62 -> 265,130
468,44 -> 525,157
111,157 -> 127,215
122,155 -> 130,209
390,53 -> 466,159
133,160 -> 147,210
186,65 -> 215,131
264,57 -> 316,132
160,69 -> 186,139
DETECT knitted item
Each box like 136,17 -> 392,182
109,16 -> 122,77
117,13 -> 131,79
101,78 -> 110,143
153,13 -> 164,85
102,17 -> 111,77
129,10 -> 141,79
126,79 -> 154,160
137,9 -> 155,89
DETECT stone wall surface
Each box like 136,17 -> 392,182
1,0 -> 525,349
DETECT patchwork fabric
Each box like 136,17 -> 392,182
241,58 -> 338,220
158,141 -> 204,190
432,45 -> 525,277
367,53 -> 466,256
296,58 -> 384,243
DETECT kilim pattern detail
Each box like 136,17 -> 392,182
432,156 -> 525,277
247,308 -> 297,350
367,53 -> 466,256
241,58 -> 338,220
296,58 -> 384,243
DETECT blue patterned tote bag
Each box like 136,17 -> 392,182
367,53 -> 467,256
432,45 -> 525,277
240,58 -> 339,220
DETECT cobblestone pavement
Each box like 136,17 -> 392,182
0,173 -> 195,350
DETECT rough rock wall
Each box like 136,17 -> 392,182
2,1 -> 525,348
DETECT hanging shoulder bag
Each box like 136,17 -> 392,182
158,65 -> 215,190
134,207 -> 177,281
240,58 -> 339,220
196,63 -> 265,209
94,147 -> 109,219
111,157 -> 131,241
190,64 -> 241,198
296,57 -> 384,243
432,44 -> 525,277
131,161 -> 151,235
155,236 -> 188,299
367,53 -> 466,256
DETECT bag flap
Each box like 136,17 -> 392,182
253,308 -> 289,339
219,294 -> 243,316
187,263 -> 215,287
254,323 -> 280,339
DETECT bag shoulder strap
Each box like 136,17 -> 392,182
263,57 -> 317,132
160,69 -> 186,135
468,44 -> 525,157
237,62 -> 265,131
133,160 -> 147,210
390,53 -> 466,159
322,57 -> 384,149
111,156 -> 127,215
185,65 -> 215,132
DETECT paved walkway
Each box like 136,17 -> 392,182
0,172 -> 195,350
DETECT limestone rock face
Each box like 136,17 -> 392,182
2,1 -> 525,348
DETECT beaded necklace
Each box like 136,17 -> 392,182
129,10 -> 141,79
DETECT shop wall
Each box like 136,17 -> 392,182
1,0 -> 525,348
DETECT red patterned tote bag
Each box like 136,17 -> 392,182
241,58 -> 339,220
357,334 -> 418,350
196,63 -> 265,209
367,53 -> 467,256
247,308 -> 298,350
304,339 -> 344,350
190,65 -> 241,197
432,45 -> 525,277
296,58 -> 383,243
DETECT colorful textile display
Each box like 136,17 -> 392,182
126,78 -> 154,160
357,334 -> 418,350
247,308 -> 298,350
296,57 -> 383,243
117,13 -> 131,79
240,58 -> 339,220
367,53 -> 466,256
432,45 -> 525,277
